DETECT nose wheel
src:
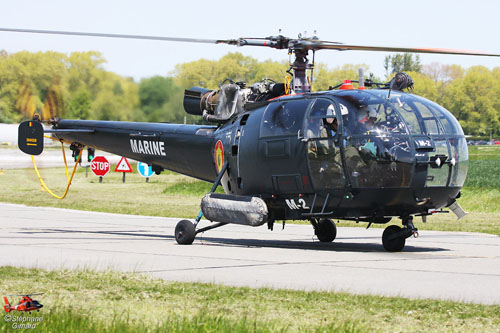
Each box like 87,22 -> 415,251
382,225 -> 406,251
382,216 -> 418,252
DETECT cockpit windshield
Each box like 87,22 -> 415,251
334,90 -> 409,136
333,90 -> 464,137
329,90 -> 467,188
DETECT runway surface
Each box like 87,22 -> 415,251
1,203 -> 499,304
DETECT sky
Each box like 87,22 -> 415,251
1,0 -> 500,82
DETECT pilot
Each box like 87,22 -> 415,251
324,113 -> 338,135
308,104 -> 337,156
319,115 -> 337,152
340,106 -> 379,184
307,104 -> 341,178
319,106 -> 341,174
358,105 -> 378,130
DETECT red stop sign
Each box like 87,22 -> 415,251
90,156 -> 110,177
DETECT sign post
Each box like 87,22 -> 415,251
90,156 -> 110,183
114,157 -> 133,183
137,162 -> 154,182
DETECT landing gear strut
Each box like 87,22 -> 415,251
310,218 -> 337,242
382,216 -> 418,252
174,161 -> 228,245
174,220 -> 227,245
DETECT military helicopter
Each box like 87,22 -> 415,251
7,27 -> 500,251
4,294 -> 43,313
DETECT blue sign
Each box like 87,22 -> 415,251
137,162 -> 154,177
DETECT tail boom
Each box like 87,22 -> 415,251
53,119 -> 218,182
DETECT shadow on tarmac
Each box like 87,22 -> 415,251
14,228 -> 448,253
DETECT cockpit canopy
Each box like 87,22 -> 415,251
332,89 -> 464,137
259,89 -> 468,190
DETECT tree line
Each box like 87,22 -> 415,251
0,50 -> 499,135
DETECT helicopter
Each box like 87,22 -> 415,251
7,28 -> 500,251
3,294 -> 43,313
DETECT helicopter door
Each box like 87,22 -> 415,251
304,98 -> 344,190
259,100 -> 312,194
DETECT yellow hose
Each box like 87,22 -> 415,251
284,76 -> 291,95
31,140 -> 82,199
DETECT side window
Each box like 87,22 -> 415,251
414,102 -> 442,135
398,102 -> 423,134
260,100 -> 310,137
306,99 -> 338,139
309,99 -> 336,119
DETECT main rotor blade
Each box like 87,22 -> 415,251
313,42 -> 500,57
2,28 -> 499,57
0,27 -> 237,45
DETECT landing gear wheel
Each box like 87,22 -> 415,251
175,220 -> 196,245
382,225 -> 406,252
315,218 -> 337,242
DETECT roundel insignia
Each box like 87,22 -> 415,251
214,140 -> 224,173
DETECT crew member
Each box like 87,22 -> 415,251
358,105 -> 378,132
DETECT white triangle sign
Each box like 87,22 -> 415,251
114,157 -> 133,172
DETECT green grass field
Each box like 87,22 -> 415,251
1,266 -> 499,333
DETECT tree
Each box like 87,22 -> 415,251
67,89 -> 92,119
384,53 -> 421,75
441,66 -> 500,135
92,71 -> 139,121
138,76 -> 188,123
313,63 -> 372,92
65,51 -> 105,98
422,62 -> 464,83
0,51 -> 67,122
173,52 -> 287,90
405,71 -> 439,101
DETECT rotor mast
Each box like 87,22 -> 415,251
228,34 -> 317,93
289,48 -> 314,93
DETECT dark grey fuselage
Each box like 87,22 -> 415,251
54,89 -> 467,223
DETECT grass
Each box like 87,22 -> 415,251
464,160 -> 500,188
163,178 -> 225,196
460,146 -> 500,215
467,145 -> 500,161
0,266 -> 499,332
0,165 -> 203,219
337,210 -> 500,236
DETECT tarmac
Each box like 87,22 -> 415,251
1,202 -> 499,304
